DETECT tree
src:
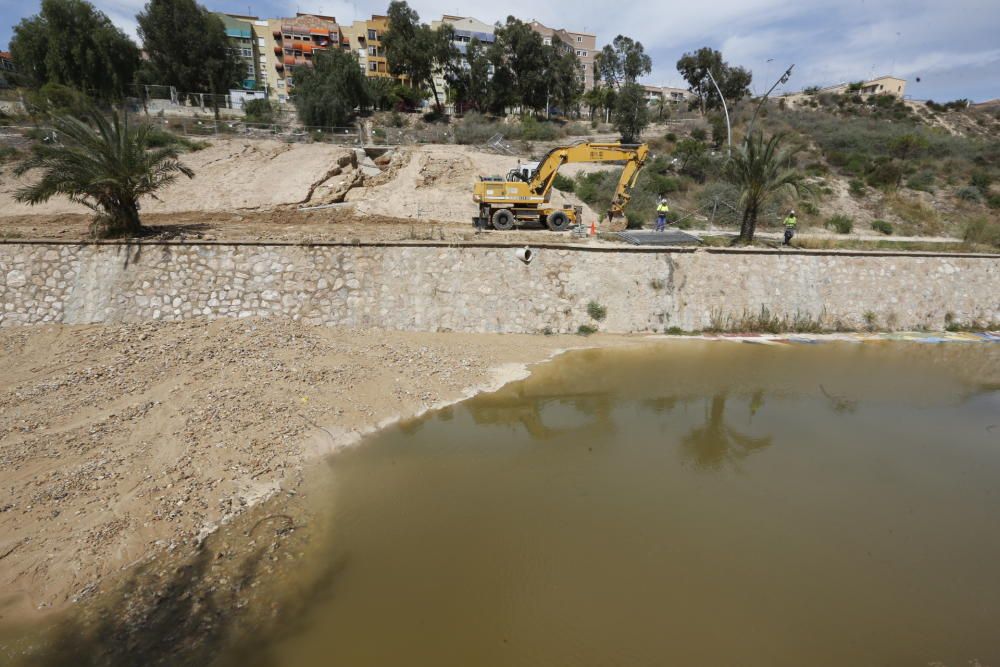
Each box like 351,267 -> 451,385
488,17 -> 549,113
14,107 -> 193,237
724,132 -> 810,243
446,37 -> 491,113
676,47 -> 752,114
543,38 -> 584,115
9,0 -> 140,102
292,49 -> 369,127
613,82 -> 649,143
596,35 -> 652,89
383,0 -> 456,111
887,133 -> 929,161
137,0 -> 243,111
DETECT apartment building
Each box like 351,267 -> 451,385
342,15 -> 391,78
805,75 -> 907,99
528,20 -> 596,91
260,13 -> 340,102
429,15 -> 496,110
642,85 -> 693,105
217,14 -> 262,90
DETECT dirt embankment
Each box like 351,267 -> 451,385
0,320 -> 584,620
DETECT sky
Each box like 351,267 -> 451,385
2,0 -> 998,102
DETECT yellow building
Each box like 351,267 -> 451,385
343,15 -> 392,78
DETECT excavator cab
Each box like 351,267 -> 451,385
472,141 -> 649,232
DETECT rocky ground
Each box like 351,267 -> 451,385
0,319 -> 599,622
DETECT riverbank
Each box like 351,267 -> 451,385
0,319 -> 619,622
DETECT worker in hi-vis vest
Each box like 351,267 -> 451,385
783,210 -> 798,246
655,198 -> 670,232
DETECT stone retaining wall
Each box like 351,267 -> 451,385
1,241 -> 998,332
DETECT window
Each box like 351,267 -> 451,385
576,50 -> 587,57
576,36 -> 582,42
283,34 -> 291,39
278,94 -> 287,102
277,80 -> 285,88
369,46 -> 377,56
258,38 -> 265,47
368,29 -> 377,40
543,38 -> 551,45
369,62 -> 378,71
241,48 -> 253,57
246,65 -> 255,77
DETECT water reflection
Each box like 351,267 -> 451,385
680,393 -> 773,470
467,391 -> 616,441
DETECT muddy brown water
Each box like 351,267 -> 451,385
8,341 -> 1000,666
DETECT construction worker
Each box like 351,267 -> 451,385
655,197 -> 670,232
783,209 -> 798,245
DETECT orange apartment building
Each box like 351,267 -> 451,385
261,13 -> 340,102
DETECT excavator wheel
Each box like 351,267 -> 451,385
491,208 -> 516,231
546,211 -> 571,232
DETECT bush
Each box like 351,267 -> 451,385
866,160 -> 904,188
144,126 -> 210,152
848,179 -> 866,197
962,217 -> 1000,247
956,186 -> 982,202
988,193 -> 1000,210
577,324 -> 598,336
826,215 -> 854,234
665,132 -> 677,142
905,170 -> 935,192
453,112 -> 502,144
587,301 -> 608,322
970,170 -> 992,193
690,128 -> 707,142
520,116 -> 560,141
0,145 -> 20,163
552,173 -> 575,192
871,219 -> 893,235
243,99 -> 277,124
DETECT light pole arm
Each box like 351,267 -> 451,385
748,64 -> 794,138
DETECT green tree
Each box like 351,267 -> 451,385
137,0 -> 243,111
383,0 -> 455,111
446,37 -> 491,113
724,132 -> 810,243
676,47 -> 752,114
596,35 -> 652,88
544,38 -> 584,115
887,133 -> 929,160
9,0 -> 140,102
366,76 -> 396,111
14,107 -> 194,237
488,17 -> 549,113
613,82 -> 649,143
292,49 -> 369,127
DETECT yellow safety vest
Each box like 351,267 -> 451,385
657,203 -> 670,213
784,215 -> 797,228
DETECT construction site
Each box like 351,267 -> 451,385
2,54 -> 1000,667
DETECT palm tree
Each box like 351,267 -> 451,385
724,132 -> 809,244
14,106 -> 193,237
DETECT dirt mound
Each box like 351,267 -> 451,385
0,139 -> 357,216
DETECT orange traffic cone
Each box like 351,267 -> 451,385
589,221 -> 596,236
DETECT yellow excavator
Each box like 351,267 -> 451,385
472,141 -> 650,231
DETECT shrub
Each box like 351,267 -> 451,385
565,122 -> 590,136
690,128 -> 707,142
848,179 -> 866,197
388,111 -> 406,128
987,193 -> 1000,210
587,301 -> 608,322
970,170 -> 992,193
956,186 -> 982,202
243,99 -> 278,124
577,324 -> 598,336
826,215 -> 854,234
962,217 -> 1000,247
800,201 -> 820,215
453,112 -> 503,144
905,170 -> 935,192
144,126 -> 210,152
0,145 -> 20,162
552,173 -> 575,192
665,132 -> 677,142
520,116 -> 560,141
866,160 -> 904,188
871,219 -> 893,235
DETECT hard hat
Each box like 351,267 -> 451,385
790,209 -> 795,214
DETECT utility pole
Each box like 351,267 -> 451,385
705,68 -> 731,157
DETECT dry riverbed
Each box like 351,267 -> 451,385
0,319 -> 602,624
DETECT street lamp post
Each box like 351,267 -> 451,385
705,68 -> 731,157
747,64 -> 794,138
